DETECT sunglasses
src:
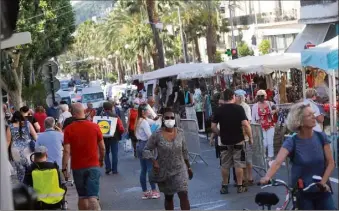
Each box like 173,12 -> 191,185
164,116 -> 175,120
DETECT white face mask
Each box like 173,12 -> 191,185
164,119 -> 175,128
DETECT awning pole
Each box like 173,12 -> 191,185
302,67 -> 306,99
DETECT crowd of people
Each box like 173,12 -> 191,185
3,85 -> 336,210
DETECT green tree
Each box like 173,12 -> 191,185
0,0 -> 75,109
238,42 -> 254,57
259,39 -> 271,55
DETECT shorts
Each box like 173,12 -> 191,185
220,143 -> 246,169
244,142 -> 253,165
72,167 -> 101,198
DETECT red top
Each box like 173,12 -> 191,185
258,106 -> 275,131
85,108 -> 96,121
128,109 -> 138,131
64,120 -> 103,170
34,112 -> 47,132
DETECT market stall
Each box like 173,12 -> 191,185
301,35 -> 338,166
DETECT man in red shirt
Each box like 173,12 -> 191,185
62,103 -> 105,210
85,102 -> 96,121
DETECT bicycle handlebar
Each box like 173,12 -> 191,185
261,179 -> 320,192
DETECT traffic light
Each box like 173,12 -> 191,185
225,49 -> 231,56
231,48 -> 238,60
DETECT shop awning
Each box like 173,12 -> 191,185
176,63 -> 229,79
141,63 -> 222,81
285,23 -> 330,53
301,35 -> 338,72
218,53 -> 302,74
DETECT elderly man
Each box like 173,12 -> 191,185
235,89 -> 253,186
36,117 -> 64,168
62,103 -> 105,210
85,102 -> 96,121
58,104 -> 72,128
303,88 -> 324,132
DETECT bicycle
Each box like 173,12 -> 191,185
251,175 -> 325,210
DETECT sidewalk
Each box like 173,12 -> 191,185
65,185 -> 78,210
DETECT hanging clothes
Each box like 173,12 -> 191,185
265,75 -> 274,90
204,94 -> 212,120
279,75 -> 288,104
314,70 -> 326,87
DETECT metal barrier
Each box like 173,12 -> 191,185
180,119 -> 208,166
251,123 -> 268,178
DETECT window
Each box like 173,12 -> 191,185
82,92 -> 104,103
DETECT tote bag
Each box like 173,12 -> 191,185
93,115 -> 118,138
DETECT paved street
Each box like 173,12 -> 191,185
67,137 -> 338,210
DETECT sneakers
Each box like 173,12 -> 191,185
142,190 -> 160,199
237,185 -> 248,193
142,191 -> 151,199
151,190 -> 160,199
220,184 -> 229,194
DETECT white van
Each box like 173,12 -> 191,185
56,90 -> 72,105
81,87 -> 105,109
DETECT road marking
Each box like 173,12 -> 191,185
199,134 -> 207,138
203,203 -> 227,210
175,200 -> 226,209
329,177 -> 338,183
201,149 -> 215,153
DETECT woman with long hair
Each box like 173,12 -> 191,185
143,107 -> 193,210
126,102 -> 139,158
7,111 -> 38,182
135,104 -> 160,199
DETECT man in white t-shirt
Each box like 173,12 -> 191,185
58,104 -> 72,128
235,89 -> 254,186
303,88 -> 324,132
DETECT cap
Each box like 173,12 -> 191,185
234,89 -> 246,96
35,146 -> 48,154
256,89 -> 267,96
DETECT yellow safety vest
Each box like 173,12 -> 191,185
32,168 -> 65,204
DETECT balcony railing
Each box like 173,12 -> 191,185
300,0 -> 337,7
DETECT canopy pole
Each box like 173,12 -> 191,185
302,67 -> 306,99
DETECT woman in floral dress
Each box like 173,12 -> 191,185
7,111 -> 37,182
143,107 -> 193,210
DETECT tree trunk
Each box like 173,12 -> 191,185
146,0 -> 164,69
206,0 -> 217,63
151,50 -> 159,70
193,37 -> 201,62
137,54 -> 143,74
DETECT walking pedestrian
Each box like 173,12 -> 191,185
251,89 -> 277,161
33,106 -> 47,132
47,102 -> 60,121
211,89 -> 252,194
235,89 -> 253,186
7,111 -> 38,182
261,103 -> 336,210
36,117 -> 63,168
101,101 -> 124,175
143,107 -> 192,210
58,104 -> 72,128
62,103 -> 105,210
20,106 -> 41,133
135,104 -> 160,199
85,102 -> 96,121
303,88 -> 324,132
127,103 -> 139,158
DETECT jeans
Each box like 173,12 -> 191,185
139,158 -> 156,192
73,167 -> 101,198
297,192 -> 336,210
104,141 -> 119,173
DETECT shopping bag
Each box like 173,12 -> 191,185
93,116 -> 118,137
124,139 -> 133,152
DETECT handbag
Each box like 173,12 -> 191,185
25,121 -> 35,152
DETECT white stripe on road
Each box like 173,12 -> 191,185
204,203 -> 228,210
199,134 -> 207,138
175,200 -> 225,210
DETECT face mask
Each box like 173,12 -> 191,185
164,119 -> 175,128
134,105 -> 139,109
258,96 -> 265,102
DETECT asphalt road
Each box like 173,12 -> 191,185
97,137 -> 338,210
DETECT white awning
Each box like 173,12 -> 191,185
285,23 -> 330,53
217,53 -> 302,74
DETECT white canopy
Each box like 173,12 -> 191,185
217,53 -> 302,74
176,63 -> 230,79
141,63 -> 221,81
